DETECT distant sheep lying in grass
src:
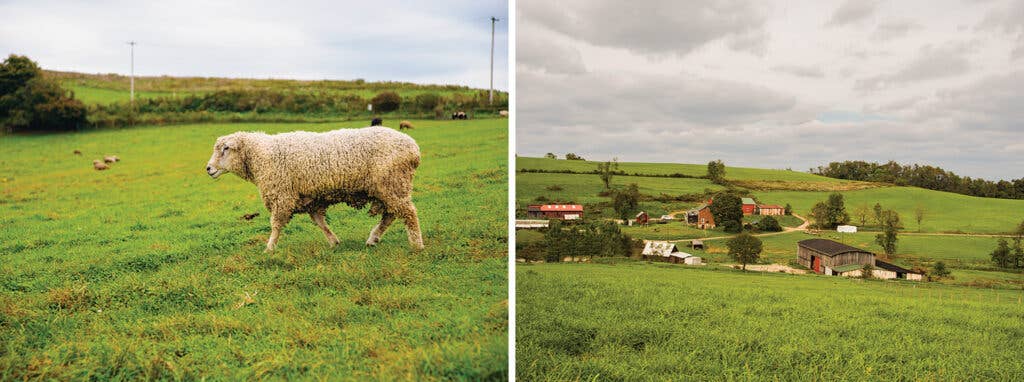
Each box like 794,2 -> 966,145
103,155 -> 120,163
399,121 -> 414,130
206,126 -> 424,252
93,160 -> 109,170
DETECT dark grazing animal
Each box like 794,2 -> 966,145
371,118 -> 383,126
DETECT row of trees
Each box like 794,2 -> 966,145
813,160 -> 1024,200
1,55 -> 87,132
990,220 -> 1024,269
539,220 -> 633,262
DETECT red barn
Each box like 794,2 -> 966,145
741,198 -> 757,215
526,204 -> 583,220
635,211 -> 649,226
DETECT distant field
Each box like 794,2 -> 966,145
0,119 -> 507,379
517,262 -> 1024,381
515,172 -> 722,217
50,71 -> 495,106
517,157 -> 855,183
759,187 -> 1024,234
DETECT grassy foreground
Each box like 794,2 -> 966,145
0,119 -> 507,380
517,262 -> 1024,381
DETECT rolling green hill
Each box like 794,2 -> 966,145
0,119 -> 507,379
47,70 -> 498,106
517,262 -> 1024,381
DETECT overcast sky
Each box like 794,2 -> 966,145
516,0 -> 1024,180
0,0 -> 508,90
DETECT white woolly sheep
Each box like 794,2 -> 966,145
399,120 -> 414,130
499,110 -> 508,118
206,126 -> 424,252
103,155 -> 120,163
93,160 -> 109,170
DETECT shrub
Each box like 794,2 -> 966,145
757,216 -> 782,232
1,55 -> 87,132
371,91 -> 402,112
413,93 -> 443,113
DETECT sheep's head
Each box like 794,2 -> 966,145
206,133 -> 247,179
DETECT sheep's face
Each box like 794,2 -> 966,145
206,134 -> 245,179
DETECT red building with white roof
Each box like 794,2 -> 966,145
526,204 -> 584,220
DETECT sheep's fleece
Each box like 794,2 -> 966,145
206,126 -> 423,251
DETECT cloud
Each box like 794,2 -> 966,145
518,0 -> 768,57
0,0 -> 509,89
855,43 -> 972,90
516,21 -> 586,75
871,20 -> 921,41
771,64 -> 825,78
926,70 -> 1024,132
828,0 -> 879,26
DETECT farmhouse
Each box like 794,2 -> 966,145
526,204 -> 583,220
741,198 -> 757,215
797,239 -> 923,280
642,241 -> 702,264
757,204 -> 784,216
689,203 -> 716,229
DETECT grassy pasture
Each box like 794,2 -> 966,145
515,172 -> 722,218
50,71 -> 492,106
517,262 -> 1024,381
517,157 -> 855,183
758,187 -> 1024,234
0,119 -> 507,379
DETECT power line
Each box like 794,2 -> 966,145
127,41 -> 136,104
489,16 -> 499,105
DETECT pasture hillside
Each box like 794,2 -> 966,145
46,70 -> 493,106
517,262 -> 1024,381
0,119 -> 508,380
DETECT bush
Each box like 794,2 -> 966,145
413,93 -> 443,113
721,220 -> 741,233
1,55 -> 87,132
371,91 -> 402,112
756,216 -> 782,232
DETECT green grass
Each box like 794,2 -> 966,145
759,187 -> 1024,234
50,71 -> 496,106
515,172 -> 722,218
517,262 -> 1024,381
517,157 -> 853,183
0,119 -> 508,380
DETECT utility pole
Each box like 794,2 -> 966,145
128,41 -> 136,104
489,16 -> 499,105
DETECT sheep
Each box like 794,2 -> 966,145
103,155 -> 120,163
399,120 -> 414,130
206,126 -> 424,252
499,110 -> 508,118
371,117 -> 383,126
93,160 -> 109,170
73,150 -> 82,155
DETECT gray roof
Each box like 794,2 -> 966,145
798,239 -> 871,257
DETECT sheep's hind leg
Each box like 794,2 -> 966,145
266,210 -> 293,252
366,212 -> 396,246
395,200 -> 424,250
310,209 -> 340,247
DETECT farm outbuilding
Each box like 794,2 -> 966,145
837,225 -> 858,233
689,203 -> 716,229
797,239 -> 874,275
642,241 -> 701,264
635,211 -> 649,226
741,198 -> 757,215
797,239 -> 923,280
526,204 -> 583,220
757,204 -> 784,216
691,240 -> 704,250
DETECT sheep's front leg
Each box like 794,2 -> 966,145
366,212 -> 396,246
266,210 -> 293,252
310,209 -> 340,246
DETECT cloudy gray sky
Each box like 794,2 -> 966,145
516,0 -> 1024,180
0,0 -> 508,90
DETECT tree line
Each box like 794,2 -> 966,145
812,160 -> 1024,200
1,55 -> 87,132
